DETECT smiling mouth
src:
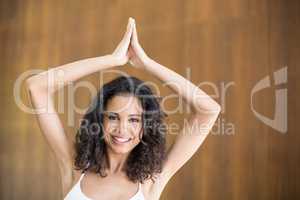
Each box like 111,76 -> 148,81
111,136 -> 132,144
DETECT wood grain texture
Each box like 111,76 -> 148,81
0,0 -> 299,199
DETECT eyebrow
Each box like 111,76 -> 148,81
105,112 -> 141,117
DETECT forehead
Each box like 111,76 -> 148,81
105,94 -> 143,115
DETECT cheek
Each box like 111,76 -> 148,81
129,123 -> 143,136
102,123 -> 114,142
103,121 -> 117,133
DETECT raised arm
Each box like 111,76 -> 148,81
25,18 -> 135,196
128,20 -> 221,189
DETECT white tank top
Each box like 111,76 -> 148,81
64,172 -> 145,200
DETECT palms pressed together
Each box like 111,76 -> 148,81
112,17 -> 150,69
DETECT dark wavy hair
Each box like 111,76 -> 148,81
73,75 -> 168,183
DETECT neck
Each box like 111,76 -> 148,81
105,147 -> 130,174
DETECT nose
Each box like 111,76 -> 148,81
114,119 -> 130,137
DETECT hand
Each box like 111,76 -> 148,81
111,17 -> 134,66
128,20 -> 151,69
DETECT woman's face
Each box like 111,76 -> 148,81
103,94 -> 143,154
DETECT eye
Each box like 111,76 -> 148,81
108,115 -> 118,120
129,118 -> 140,123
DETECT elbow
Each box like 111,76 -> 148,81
25,74 -> 52,94
25,76 -> 40,92
213,102 -> 222,114
195,100 -> 222,115
194,107 -> 221,117
214,103 -> 222,113
208,104 -> 221,116
25,76 -> 53,107
215,105 -> 222,116
25,76 -> 35,91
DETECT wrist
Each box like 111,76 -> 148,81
143,57 -> 154,70
107,54 -> 126,66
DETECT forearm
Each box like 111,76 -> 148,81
26,54 -> 119,94
144,58 -> 221,114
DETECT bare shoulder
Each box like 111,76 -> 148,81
61,167 -> 82,198
72,168 -> 83,182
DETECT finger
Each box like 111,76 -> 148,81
128,17 -> 134,28
131,23 -> 148,59
116,19 -> 134,54
121,22 -> 134,50
132,22 -> 139,45
122,19 -> 134,41
124,23 -> 134,45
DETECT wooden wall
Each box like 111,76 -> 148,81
0,0 -> 299,199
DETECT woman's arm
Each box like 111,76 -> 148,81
143,57 -> 221,185
27,55 -> 120,94
27,56 -> 120,198
129,20 -> 221,189
26,18 -> 135,196
144,58 -> 221,112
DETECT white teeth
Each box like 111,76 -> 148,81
112,136 -> 130,143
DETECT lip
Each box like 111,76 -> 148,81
111,136 -> 132,144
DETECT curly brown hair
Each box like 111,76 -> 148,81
73,75 -> 168,183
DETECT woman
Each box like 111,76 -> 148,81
26,18 -> 221,200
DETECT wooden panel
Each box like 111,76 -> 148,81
0,0 -> 299,199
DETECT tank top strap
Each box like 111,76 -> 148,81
78,172 -> 85,182
137,182 -> 145,199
